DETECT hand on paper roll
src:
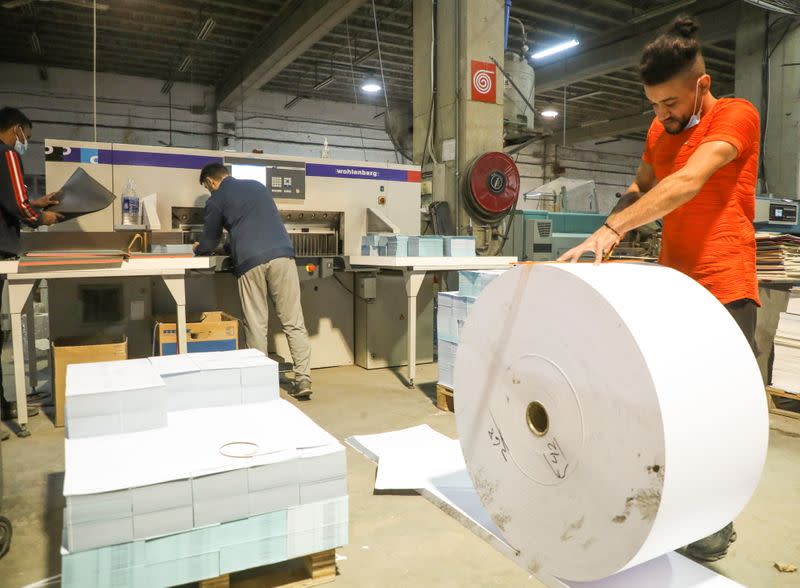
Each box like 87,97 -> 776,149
30,190 -> 62,209
557,224 -> 620,264
40,210 -> 64,225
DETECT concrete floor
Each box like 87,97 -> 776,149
1,360 -> 799,588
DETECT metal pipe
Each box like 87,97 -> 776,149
504,0 -> 512,51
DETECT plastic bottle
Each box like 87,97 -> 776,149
122,178 -> 140,225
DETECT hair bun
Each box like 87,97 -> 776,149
670,15 -> 699,39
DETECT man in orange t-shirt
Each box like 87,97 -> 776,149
559,16 -> 760,562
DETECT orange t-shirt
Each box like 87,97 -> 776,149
643,98 -> 760,305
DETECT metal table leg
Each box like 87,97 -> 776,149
403,270 -> 426,388
8,279 -> 36,437
162,274 -> 188,354
25,300 -> 38,393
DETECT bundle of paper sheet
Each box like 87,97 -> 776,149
756,233 -> 800,280
407,236 -> 443,256
771,311 -> 800,394
382,235 -> 409,256
62,350 -> 348,588
443,236 -> 476,257
436,269 -> 507,389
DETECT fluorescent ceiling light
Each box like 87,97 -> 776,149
361,79 -> 382,93
354,48 -> 377,66
541,109 -> 559,119
284,96 -> 303,110
531,39 -> 579,60
178,55 -> 193,72
313,76 -> 335,91
196,17 -> 216,41
30,31 -> 41,55
629,0 -> 696,24
567,90 -> 604,102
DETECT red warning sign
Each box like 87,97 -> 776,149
471,60 -> 497,103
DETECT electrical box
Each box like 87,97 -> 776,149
357,275 -> 377,300
527,219 -> 554,261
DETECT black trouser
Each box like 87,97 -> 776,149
724,298 -> 757,354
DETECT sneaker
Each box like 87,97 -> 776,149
0,400 -> 39,421
679,522 -> 736,562
290,379 -> 313,400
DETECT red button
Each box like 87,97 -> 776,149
306,264 -> 317,273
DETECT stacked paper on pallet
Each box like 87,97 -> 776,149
62,351 -> 348,587
436,270 -> 509,390
772,312 -> 800,395
443,236 -> 476,257
61,496 -> 349,588
64,359 -> 166,439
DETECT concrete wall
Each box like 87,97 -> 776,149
514,141 -> 640,214
0,62 -> 400,184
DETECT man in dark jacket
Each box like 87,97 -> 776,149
0,107 -> 63,427
194,163 -> 313,399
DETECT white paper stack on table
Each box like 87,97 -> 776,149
443,236 -> 476,257
756,233 -> 800,280
436,269 -> 507,389
62,349 -> 348,588
771,311 -> 800,395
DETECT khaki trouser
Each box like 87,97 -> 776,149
237,257 -> 311,381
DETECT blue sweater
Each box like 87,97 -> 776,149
195,176 -> 294,277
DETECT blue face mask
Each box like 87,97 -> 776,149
14,126 -> 28,156
683,79 -> 703,131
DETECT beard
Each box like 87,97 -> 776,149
662,115 -> 691,135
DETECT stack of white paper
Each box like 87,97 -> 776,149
147,349 -> 279,410
772,312 -> 800,394
65,359 -> 167,439
457,269 -> 506,298
360,235 -> 381,255
62,352 -> 348,587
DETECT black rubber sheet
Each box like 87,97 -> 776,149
50,167 -> 116,220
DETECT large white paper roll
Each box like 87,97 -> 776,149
454,263 -> 768,582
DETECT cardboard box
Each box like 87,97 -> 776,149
52,336 -> 128,428
155,311 -> 238,356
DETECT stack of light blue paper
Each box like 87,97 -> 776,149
437,270 -> 508,389
360,235 -> 381,256
61,496 -> 348,588
62,351 -> 348,588
378,235 -> 409,257
443,236 -> 476,257
408,236 -> 444,257
457,269 -> 506,298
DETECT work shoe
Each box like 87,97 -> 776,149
0,400 -> 39,421
290,378 -> 313,400
679,522 -> 736,562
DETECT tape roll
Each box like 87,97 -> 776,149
454,263 -> 768,581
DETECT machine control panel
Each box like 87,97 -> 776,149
226,157 -> 306,200
755,196 -> 800,228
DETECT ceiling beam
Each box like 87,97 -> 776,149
564,111 -> 655,144
216,0 -> 366,110
535,2 -> 740,93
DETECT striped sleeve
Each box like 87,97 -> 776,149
0,150 -> 41,226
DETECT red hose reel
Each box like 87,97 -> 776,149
462,151 -> 520,224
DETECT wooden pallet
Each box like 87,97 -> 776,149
766,386 -> 800,420
436,383 -> 454,412
199,549 -> 337,588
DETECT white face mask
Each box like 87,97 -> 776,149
683,79 -> 703,131
13,126 -> 28,156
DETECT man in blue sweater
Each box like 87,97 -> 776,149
194,163 -> 313,399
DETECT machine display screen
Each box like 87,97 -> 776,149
231,164 -> 268,187
769,202 -> 798,224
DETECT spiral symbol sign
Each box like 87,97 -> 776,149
470,60 -> 496,103
473,70 -> 493,95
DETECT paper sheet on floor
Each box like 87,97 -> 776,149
346,425 -> 743,588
